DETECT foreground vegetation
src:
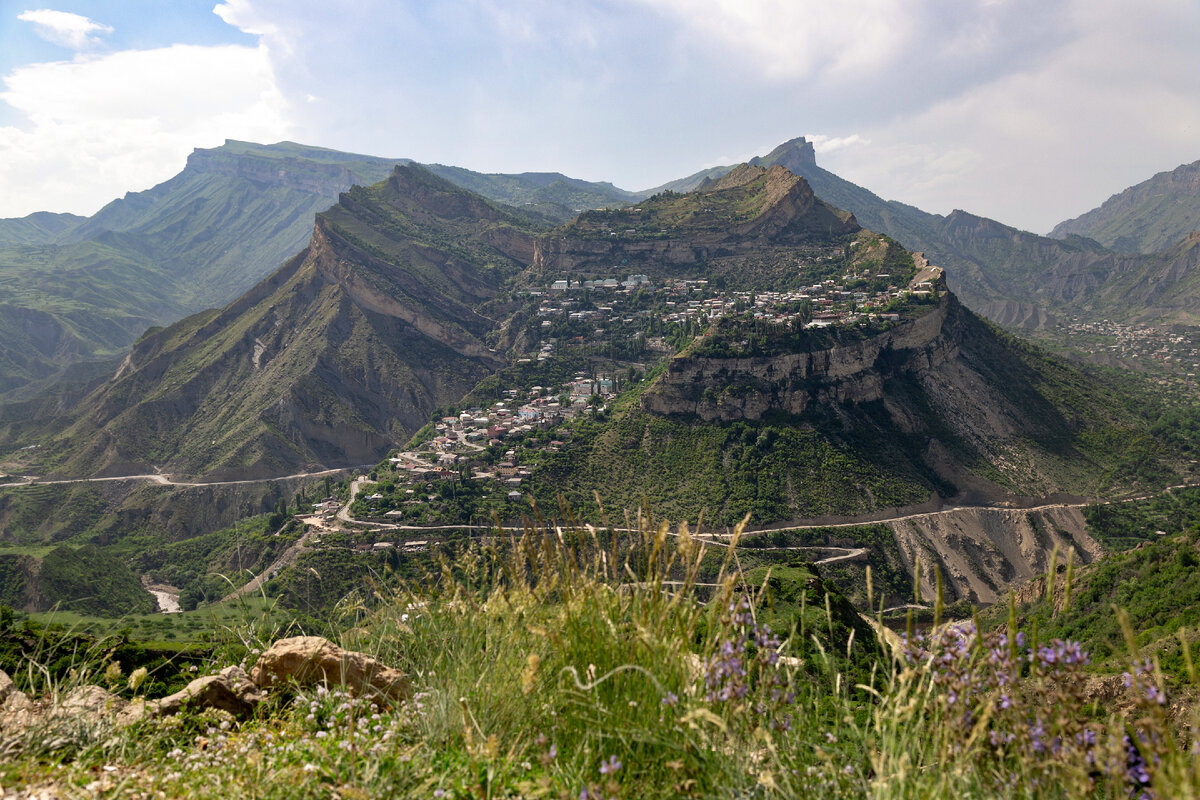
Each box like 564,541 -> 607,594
1,513 -> 1198,798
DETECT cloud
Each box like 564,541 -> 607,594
0,43 -> 292,217
818,0 -> 1200,232
808,134 -> 868,154
17,8 -> 113,49
630,0 -> 1069,111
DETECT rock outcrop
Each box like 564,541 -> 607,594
0,637 -> 409,738
643,287 -> 954,422
251,636 -> 410,703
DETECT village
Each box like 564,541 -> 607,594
325,263 -> 940,526
1055,319 -> 1200,391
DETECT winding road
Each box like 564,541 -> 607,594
5,466 -> 1197,606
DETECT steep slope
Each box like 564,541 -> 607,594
686,138 -> 1200,327
1050,159 -> 1200,253
0,141 -> 403,399
534,164 -> 859,283
26,165 -> 538,480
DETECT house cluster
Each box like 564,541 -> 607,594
387,376 -> 619,491
1063,320 -> 1200,388
527,270 -> 916,349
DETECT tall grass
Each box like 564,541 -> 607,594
1,508 -> 1198,798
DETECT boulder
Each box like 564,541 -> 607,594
118,666 -> 262,725
0,683 -> 37,729
0,669 -> 14,704
59,685 -> 126,718
251,636 -> 409,703
159,665 -> 261,717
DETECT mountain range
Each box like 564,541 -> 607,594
4,134 -> 1199,409
3,159 -> 1190,504
0,137 -> 1198,622
0,141 -> 638,402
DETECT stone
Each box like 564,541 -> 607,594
59,685 -> 126,718
0,685 -> 38,729
159,666 -> 261,717
118,665 -> 262,725
0,670 -> 13,704
251,636 -> 410,703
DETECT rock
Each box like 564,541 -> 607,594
158,666 -> 261,718
118,666 -> 262,725
251,636 -> 410,703
1,684 -> 38,728
59,685 -> 126,718
0,670 -> 13,704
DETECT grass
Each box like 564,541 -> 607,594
1,510 -> 1198,798
21,595 -> 291,644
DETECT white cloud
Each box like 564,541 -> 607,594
17,8 -> 113,49
818,0 -> 1200,232
0,43 -> 293,218
808,134 -> 868,154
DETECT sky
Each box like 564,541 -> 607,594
0,1 -> 1198,234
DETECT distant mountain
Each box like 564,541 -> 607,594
0,142 -> 651,402
1050,159 -> 1200,254
26,165 -> 538,480
422,165 -> 638,222
684,138 -> 1200,328
0,141 -> 403,399
0,211 -> 86,246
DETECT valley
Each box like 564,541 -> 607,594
1,136 -> 1199,800
2,151 -> 1198,625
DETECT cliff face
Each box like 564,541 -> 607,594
184,148 -> 374,197
643,294 -> 956,422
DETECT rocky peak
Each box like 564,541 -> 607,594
749,136 -> 818,173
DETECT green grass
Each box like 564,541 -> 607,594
1,514 -> 1197,798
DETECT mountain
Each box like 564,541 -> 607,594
533,163 -> 859,283
421,165 -> 638,222
7,160 -> 1189,498
688,138 -> 1200,328
1050,159 -> 1200,253
0,211 -> 86,246
0,142 -> 644,403
0,141 -> 404,400
20,165 -> 538,480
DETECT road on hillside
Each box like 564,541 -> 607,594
205,472 -> 1200,603
0,465 -> 369,489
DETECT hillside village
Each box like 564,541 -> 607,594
331,260 -> 941,526
1058,319 -> 1200,391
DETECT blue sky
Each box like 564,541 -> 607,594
1,0 -> 1198,233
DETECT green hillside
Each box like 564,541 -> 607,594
14,165 -> 540,480
1050,159 -> 1200,253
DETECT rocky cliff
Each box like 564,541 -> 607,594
643,293 -> 954,422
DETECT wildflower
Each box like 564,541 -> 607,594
599,755 -> 622,775
662,691 -> 678,706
